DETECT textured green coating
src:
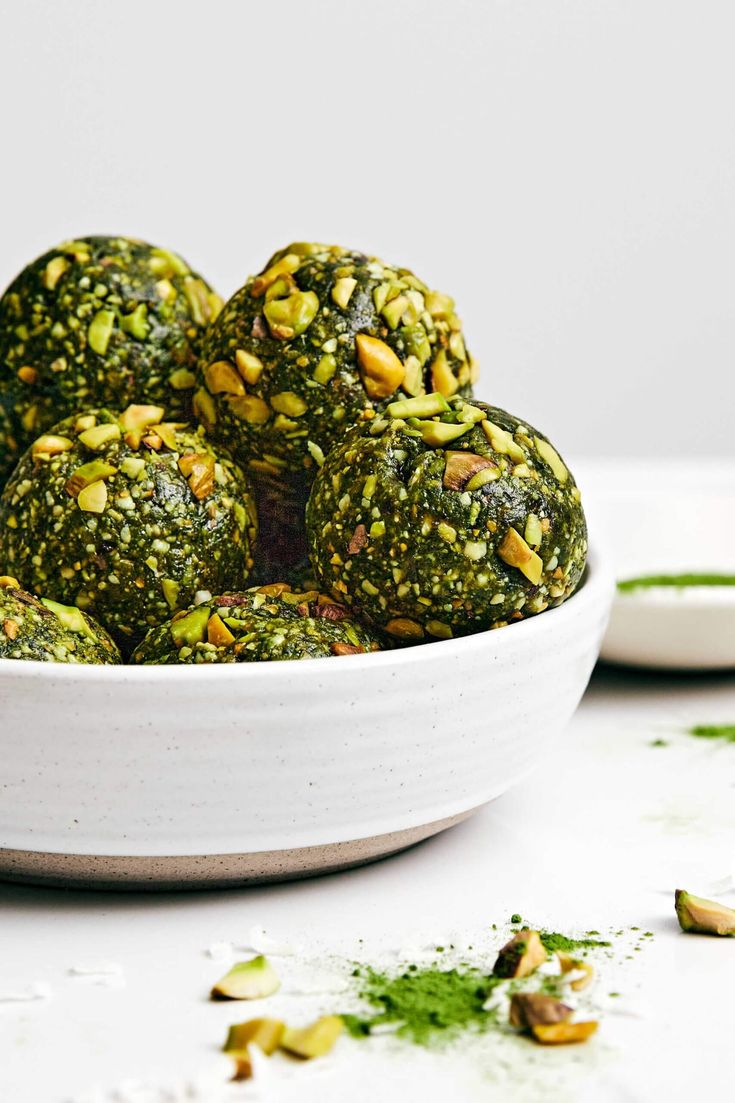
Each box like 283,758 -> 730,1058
0,408 -> 256,650
0,582 -> 120,663
131,584 -> 381,664
306,397 -> 587,639
0,236 -> 222,483
196,243 -> 476,575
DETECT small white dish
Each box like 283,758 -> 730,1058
578,459 -> 735,671
0,546 -> 612,890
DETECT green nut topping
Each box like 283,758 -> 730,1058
87,309 -> 115,356
170,605 -> 211,649
263,290 -> 319,339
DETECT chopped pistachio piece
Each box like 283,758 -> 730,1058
228,394 -> 271,425
271,392 -> 308,417
387,393 -> 449,420
420,420 -> 472,447
170,606 -> 211,649
524,513 -> 543,547
43,256 -> 69,290
17,365 -> 37,385
251,253 -> 301,297
65,460 -> 117,498
443,451 -> 493,491
531,1021 -> 598,1045
77,480 -> 108,513
465,466 -> 500,491
161,578 -> 180,611
535,436 -> 568,483
313,353 -> 337,385
430,349 -> 459,398
457,403 -> 488,424
211,956 -> 281,1001
235,349 -> 264,385
78,424 -> 121,451
280,1015 -> 344,1059
205,360 -> 245,396
264,290 -> 319,339
331,277 -> 357,309
401,354 -> 424,396
224,1017 -> 285,1055
425,290 -> 455,317
40,598 -> 97,640
481,420 -> 525,463
119,404 -> 165,432
355,333 -> 405,399
224,1018 -> 285,1080
183,276 -> 212,326
207,612 -> 235,647
385,617 -> 425,640
119,303 -> 150,341
381,293 -> 410,329
87,309 -> 115,356
675,889 -> 735,935
150,247 -> 189,278
32,434 -> 73,457
168,369 -> 196,390
493,929 -> 547,979
498,527 -> 543,584
509,993 -> 573,1030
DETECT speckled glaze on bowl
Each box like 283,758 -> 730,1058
0,547 -> 612,890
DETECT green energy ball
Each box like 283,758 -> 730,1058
195,241 -> 477,481
306,395 -> 587,642
0,235 -> 222,483
0,575 -> 120,664
0,404 -> 256,649
131,583 -> 382,664
197,242 -> 476,579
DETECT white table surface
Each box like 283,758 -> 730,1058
2,660 -> 733,1103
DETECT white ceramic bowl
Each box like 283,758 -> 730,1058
0,546 -> 612,890
579,459 -> 735,671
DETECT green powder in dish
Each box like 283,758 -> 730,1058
688,724 -> 735,744
617,573 -> 735,592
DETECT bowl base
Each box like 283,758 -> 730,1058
0,809 -> 476,891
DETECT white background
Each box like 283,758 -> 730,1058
1,0 -> 733,457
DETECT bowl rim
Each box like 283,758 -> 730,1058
0,543 -> 613,683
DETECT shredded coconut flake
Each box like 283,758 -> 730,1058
0,980 -> 52,1004
240,925 -> 300,957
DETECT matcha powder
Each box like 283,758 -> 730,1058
342,965 -> 501,1046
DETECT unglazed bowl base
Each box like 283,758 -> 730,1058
0,810 -> 474,891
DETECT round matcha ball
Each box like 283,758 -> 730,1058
0,405 -> 256,650
306,395 -> 587,642
0,576 -> 120,664
0,235 -> 222,483
131,583 -> 382,664
195,242 -> 477,575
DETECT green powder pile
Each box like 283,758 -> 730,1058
688,724 -> 735,744
342,965 -> 502,1045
